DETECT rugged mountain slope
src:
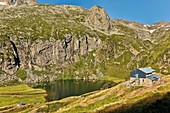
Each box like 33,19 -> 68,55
0,4 -> 169,83
115,19 -> 170,74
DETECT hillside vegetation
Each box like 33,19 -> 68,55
0,84 -> 46,113
0,3 -> 169,113
0,75 -> 170,113
0,4 -> 169,83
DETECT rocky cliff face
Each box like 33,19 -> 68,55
0,34 -> 101,83
24,35 -> 101,70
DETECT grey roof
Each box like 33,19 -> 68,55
137,68 -> 155,74
130,70 -> 137,77
147,74 -> 160,81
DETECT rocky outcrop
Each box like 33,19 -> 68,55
0,36 -> 19,75
0,0 -> 36,6
85,6 -> 112,31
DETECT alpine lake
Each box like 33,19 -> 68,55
34,80 -> 116,101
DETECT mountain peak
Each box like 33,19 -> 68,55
90,5 -> 103,10
85,6 -> 111,31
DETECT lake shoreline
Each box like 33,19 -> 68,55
33,79 -> 117,101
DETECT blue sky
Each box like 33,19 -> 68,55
37,0 -> 170,24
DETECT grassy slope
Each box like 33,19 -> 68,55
32,75 -> 170,113
0,75 -> 170,113
0,84 -> 46,113
138,33 -> 170,74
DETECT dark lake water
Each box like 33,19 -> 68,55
35,80 -> 116,101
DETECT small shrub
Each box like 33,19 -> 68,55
32,70 -> 54,76
16,69 -> 27,81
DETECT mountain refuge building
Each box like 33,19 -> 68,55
130,67 -> 160,85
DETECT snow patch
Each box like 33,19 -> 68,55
149,29 -> 156,33
144,24 -> 150,27
144,25 -> 147,27
0,2 -> 7,5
